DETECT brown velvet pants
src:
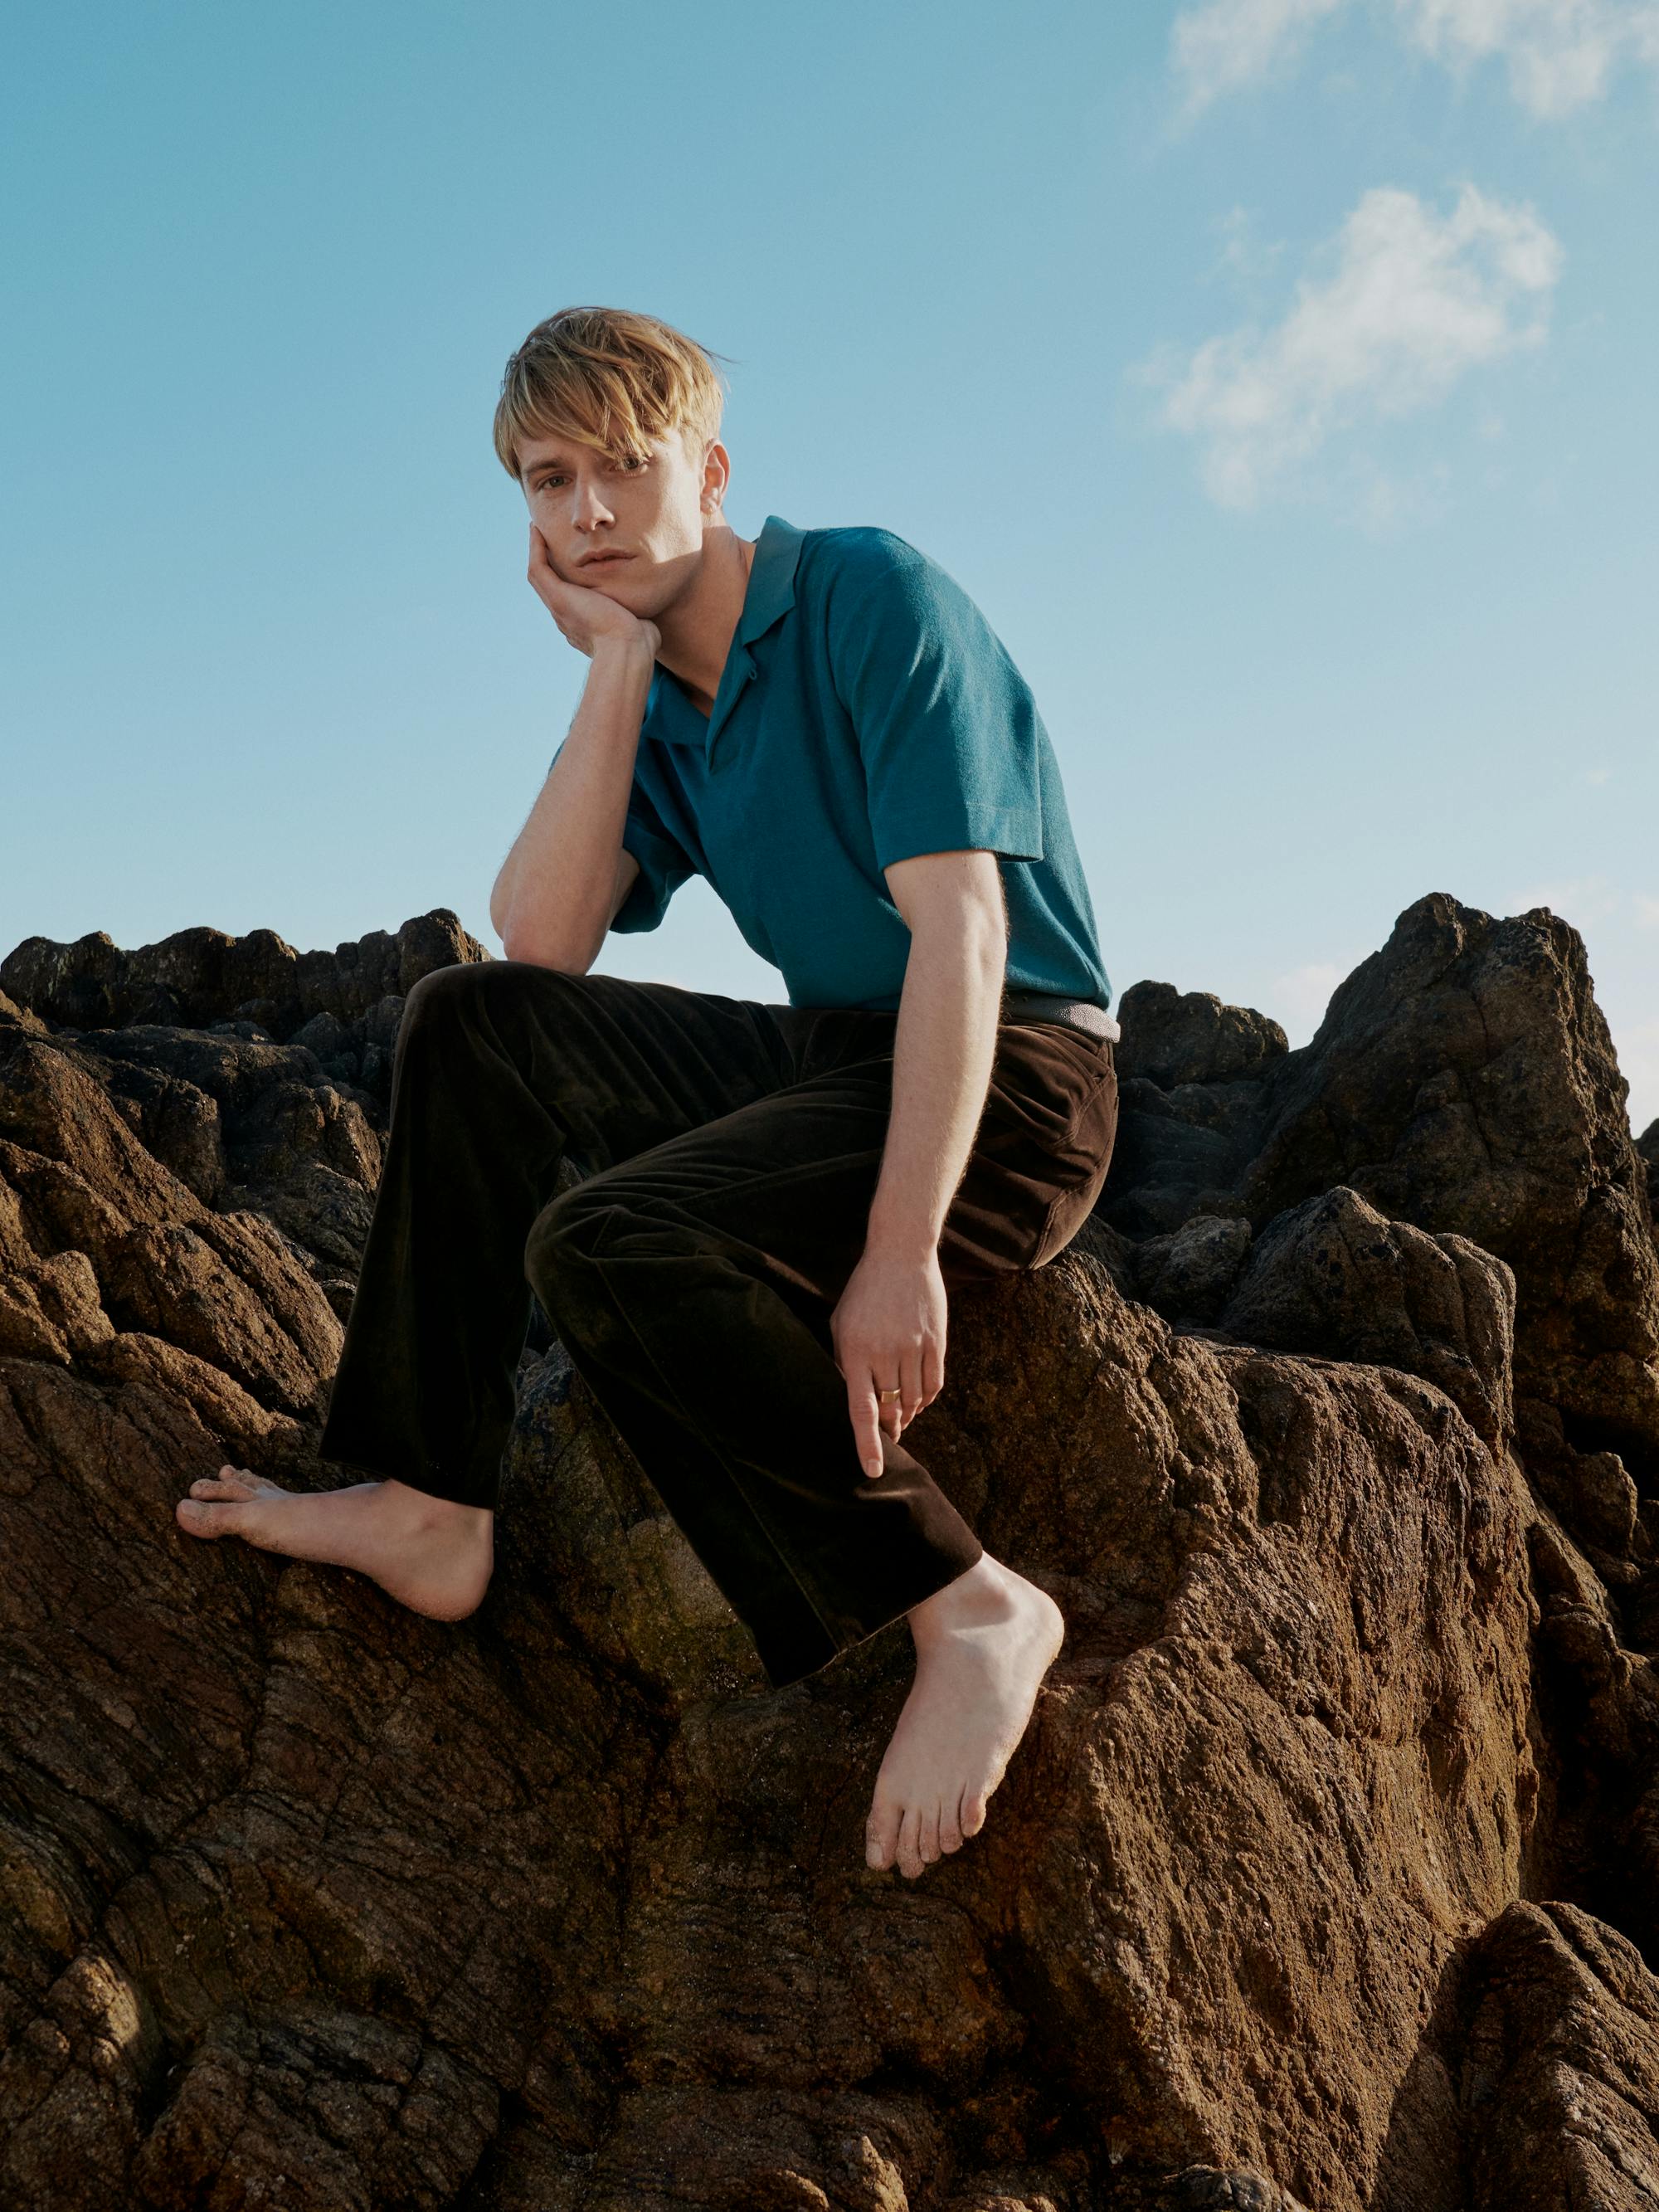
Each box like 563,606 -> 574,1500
317,962 -> 1119,1689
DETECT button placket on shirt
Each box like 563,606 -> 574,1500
706,659 -> 761,776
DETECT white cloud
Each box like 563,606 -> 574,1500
1506,872 -> 1624,921
1400,0 -> 1659,118
1211,204 -> 1291,290
1634,894 -> 1659,926
1174,0 -> 1346,113
1170,0 -> 1659,115
1143,183 -> 1562,509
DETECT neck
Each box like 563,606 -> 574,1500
653,521 -> 755,714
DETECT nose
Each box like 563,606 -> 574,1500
570,475 -> 615,534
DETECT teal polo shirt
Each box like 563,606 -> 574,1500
567,514 -> 1114,1018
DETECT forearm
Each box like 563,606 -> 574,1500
492,636 -> 656,967
865,910 -> 1007,1259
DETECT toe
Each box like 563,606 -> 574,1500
960,1788 -> 988,1839
938,1786 -> 966,1855
895,1806 -> 926,1881
866,1792 -> 902,1872
916,1800 -> 941,1866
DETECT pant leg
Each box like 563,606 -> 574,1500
524,1011 -> 1120,1688
318,961 -> 800,1510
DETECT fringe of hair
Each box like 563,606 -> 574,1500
492,305 -> 734,480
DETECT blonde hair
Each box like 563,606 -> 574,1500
492,305 -> 733,480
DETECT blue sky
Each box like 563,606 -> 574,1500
4,1 -> 1655,1133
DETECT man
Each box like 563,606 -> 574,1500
176,306 -> 1121,1885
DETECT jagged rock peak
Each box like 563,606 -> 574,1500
0,909 -> 489,1043
1116,980 -> 1288,1091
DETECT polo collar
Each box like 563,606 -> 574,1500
737,513 -> 806,646
649,514 -> 805,762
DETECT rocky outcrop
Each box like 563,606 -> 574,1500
1107,895 -> 1659,1502
1097,894 -> 1659,1976
1462,1901 -> 1659,2206
0,893 -> 1655,2209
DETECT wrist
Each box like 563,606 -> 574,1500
864,1207 -> 942,1263
590,628 -> 657,666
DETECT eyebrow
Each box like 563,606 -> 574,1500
523,447 -> 624,480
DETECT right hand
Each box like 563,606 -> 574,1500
528,524 -> 661,660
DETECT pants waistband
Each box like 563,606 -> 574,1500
1000,991 -> 1121,1043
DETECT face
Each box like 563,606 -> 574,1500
518,424 -> 728,612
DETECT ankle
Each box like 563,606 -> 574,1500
382,1480 -> 494,1533
907,1556 -> 1020,1641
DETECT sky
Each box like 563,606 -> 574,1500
3,0 -> 1656,1134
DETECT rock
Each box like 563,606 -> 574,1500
1101,984 -> 1286,1240
1107,2168 -> 1314,2212
1106,897 -> 1659,1495
1131,1213 -> 1254,1327
1214,1185 -> 1516,1457
1233,895 -> 1659,1495
1634,1118 -> 1657,1225
1462,1901 -> 1659,2209
0,1234 -> 1541,2208
1114,984 -> 1290,1092
1,895 -> 1657,2208
0,912 -> 485,1042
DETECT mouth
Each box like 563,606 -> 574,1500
580,553 -> 634,568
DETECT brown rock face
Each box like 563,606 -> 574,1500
0,893 -> 1655,2210
1462,1902 -> 1659,2209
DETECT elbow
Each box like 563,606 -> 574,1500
496,873 -> 609,971
499,924 -> 593,974
489,870 -> 515,948
499,928 -> 549,969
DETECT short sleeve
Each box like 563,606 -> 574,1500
545,741 -> 697,935
611,781 -> 697,933
826,541 -> 1045,872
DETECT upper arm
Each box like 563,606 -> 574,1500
610,845 -> 641,923
826,538 -> 1046,875
882,847 -> 1008,938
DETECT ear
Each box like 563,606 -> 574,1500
699,436 -> 733,513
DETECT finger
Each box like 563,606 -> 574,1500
528,524 -> 566,597
900,1343 -> 926,1427
880,1348 -> 925,1437
878,1379 -> 904,1445
849,1377 -> 883,1479
922,1334 -> 945,1409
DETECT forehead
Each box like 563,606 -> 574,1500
518,426 -> 686,475
518,429 -> 610,471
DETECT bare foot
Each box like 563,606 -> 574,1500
865,1553 -> 1065,1878
174,1466 -> 494,1621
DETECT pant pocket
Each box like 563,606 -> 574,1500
1028,1070 -> 1119,1268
